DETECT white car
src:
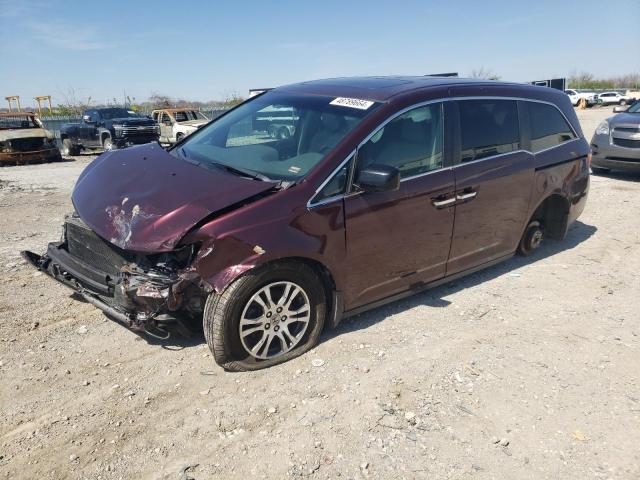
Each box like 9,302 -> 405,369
597,91 -> 635,106
564,89 -> 597,106
152,108 -> 209,144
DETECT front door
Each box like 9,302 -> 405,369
160,112 -> 174,142
344,102 -> 455,309
447,99 -> 534,274
80,110 -> 100,147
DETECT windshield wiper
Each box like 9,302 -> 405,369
175,148 -> 272,182
213,163 -> 272,182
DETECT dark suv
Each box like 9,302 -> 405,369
24,77 -> 590,371
60,108 -> 159,155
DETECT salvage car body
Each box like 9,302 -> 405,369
0,112 -> 61,164
151,108 -> 209,144
591,101 -> 640,172
23,77 -> 590,339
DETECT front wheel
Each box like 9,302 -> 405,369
102,137 -> 114,151
203,262 -> 326,371
517,221 -> 544,256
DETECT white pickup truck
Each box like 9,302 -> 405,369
152,108 -> 209,144
564,89 -> 597,107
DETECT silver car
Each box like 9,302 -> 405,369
591,101 -> 640,173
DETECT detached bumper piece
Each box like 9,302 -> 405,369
21,218 -> 201,338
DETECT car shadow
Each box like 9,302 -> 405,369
82,220 -> 596,353
324,220 -> 597,340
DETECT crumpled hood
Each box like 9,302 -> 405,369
72,143 -> 277,252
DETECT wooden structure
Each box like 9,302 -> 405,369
34,95 -> 53,115
5,96 -> 21,112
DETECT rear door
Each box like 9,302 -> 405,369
343,102 -> 456,308
447,99 -> 535,274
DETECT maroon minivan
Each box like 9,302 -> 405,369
23,77 -> 590,370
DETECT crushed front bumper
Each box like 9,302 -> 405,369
21,240 -> 203,337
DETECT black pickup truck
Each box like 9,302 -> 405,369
60,108 -> 160,155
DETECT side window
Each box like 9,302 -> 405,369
458,100 -> 520,162
527,102 -> 576,152
161,113 -> 172,125
312,158 -> 352,204
357,103 -> 443,178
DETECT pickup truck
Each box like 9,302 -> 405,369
151,108 -> 209,144
60,108 -> 159,155
564,89 -> 597,107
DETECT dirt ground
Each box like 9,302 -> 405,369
1,107 -> 639,480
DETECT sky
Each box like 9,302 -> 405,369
1,0 -> 639,106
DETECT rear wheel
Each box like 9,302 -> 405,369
517,221 -> 544,256
203,262 -> 326,371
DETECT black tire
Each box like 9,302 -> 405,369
102,136 -> 114,151
203,262 -> 326,371
591,166 -> 611,175
175,133 -> 184,143
517,221 -> 544,256
61,138 -> 79,156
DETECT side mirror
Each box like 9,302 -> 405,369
83,115 -> 94,124
613,105 -> 628,113
356,164 -> 400,192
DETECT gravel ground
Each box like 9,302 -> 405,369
1,107 -> 639,480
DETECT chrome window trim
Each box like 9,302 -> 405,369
307,95 -> 582,209
307,151 -> 355,208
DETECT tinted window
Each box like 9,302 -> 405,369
527,102 -> 576,152
459,100 -> 520,162
357,103 -> 443,178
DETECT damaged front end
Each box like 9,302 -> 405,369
22,215 -> 208,338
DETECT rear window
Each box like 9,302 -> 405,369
527,102 -> 576,153
458,100 -> 520,162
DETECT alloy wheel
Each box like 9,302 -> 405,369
239,281 -> 311,360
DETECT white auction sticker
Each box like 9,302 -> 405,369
329,97 -> 375,110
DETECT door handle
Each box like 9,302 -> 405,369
431,196 -> 456,208
456,191 -> 477,201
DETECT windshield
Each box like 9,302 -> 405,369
626,101 -> 640,113
0,115 -> 40,130
99,108 -> 143,120
172,92 -> 379,181
174,110 -> 208,122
